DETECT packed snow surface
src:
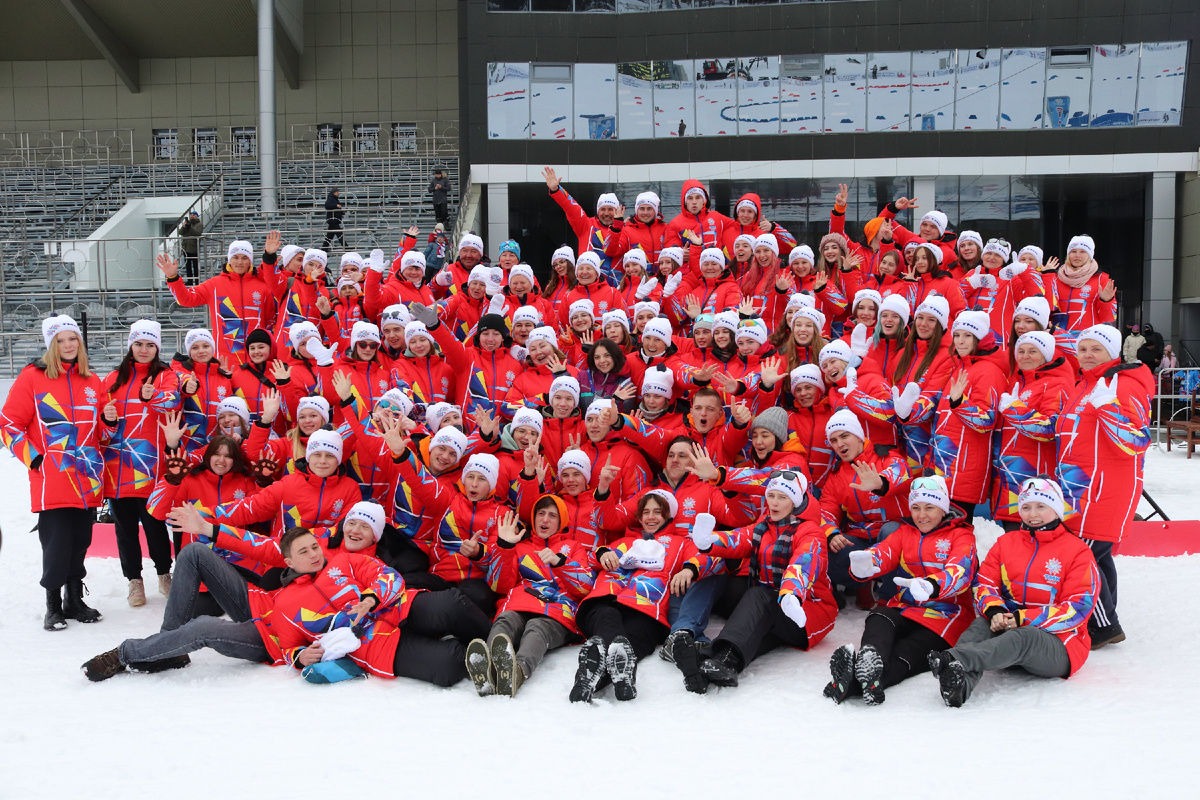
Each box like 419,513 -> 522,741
2,447 -> 1198,798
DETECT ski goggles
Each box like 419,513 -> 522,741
910,476 -> 943,492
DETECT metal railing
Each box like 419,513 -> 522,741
0,129 -> 134,166
1152,366 -> 1200,447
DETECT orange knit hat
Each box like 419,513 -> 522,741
863,217 -> 884,244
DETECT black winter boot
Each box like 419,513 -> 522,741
607,636 -> 638,701
823,644 -> 857,704
44,588 -> 67,632
128,654 -> 191,674
700,644 -> 741,688
81,648 -> 126,681
929,651 -> 969,708
670,630 -> 708,694
569,636 -> 606,703
856,645 -> 885,705
63,580 -> 102,623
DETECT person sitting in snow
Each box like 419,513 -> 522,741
927,477 -> 1100,707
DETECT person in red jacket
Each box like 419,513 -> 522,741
960,238 -> 1046,343
687,471 -> 837,692
569,489 -> 719,703
931,311 -> 1007,516
888,295 -> 954,474
929,477 -> 1100,707
269,246 -> 325,351
667,248 -> 742,331
616,191 -> 668,266
366,249 -> 436,316
781,365 -> 836,486
878,197 -> 959,273
1053,235 -> 1118,334
722,192 -> 796,263
825,474 -> 977,705
1055,324 -> 1153,649
906,242 -> 967,321
232,328 -> 286,433
664,179 -> 729,271
101,320 -> 182,607
542,167 -> 625,285
157,236 -> 279,367
561,251 -> 626,326
464,503 -> 597,697
1,314 -> 107,630
169,328 -> 235,458
990,331 -> 1074,526
504,327 -> 580,415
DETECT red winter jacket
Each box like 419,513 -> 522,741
504,362 -> 580,414
1,360 -> 107,512
562,282 -> 627,327
863,509 -> 978,644
147,467 -> 261,550
593,469 -> 767,539
990,358 -> 1075,521
932,345 -> 1007,504
611,412 -> 750,472
828,368 -> 898,447
663,180 -> 730,271
910,272 -> 967,322
482,533 -> 596,633
364,270 -> 435,320
974,521 -> 1100,676
232,358 -> 287,434
1052,268 -> 1117,332
888,338 -> 955,474
317,351 -> 409,423
170,355 -> 235,458
818,446 -> 910,542
272,551 -> 415,678
785,401 -> 837,489
549,186 -> 625,283
584,531 -> 719,625
722,193 -> 797,261
214,464 -> 363,538
167,263 -> 277,366
1055,359 -> 1153,542
960,265 -> 1045,344
617,216 -> 669,266
880,206 -> 959,274
269,270 -> 323,351
667,270 -> 742,329
433,322 -> 522,419
101,363 -> 182,499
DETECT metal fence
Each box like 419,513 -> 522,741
1151,366 -> 1199,447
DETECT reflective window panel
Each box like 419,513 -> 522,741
1045,46 -> 1092,128
867,52 -> 911,132
910,50 -> 955,131
999,48 -> 1046,129
530,63 -> 573,139
1090,44 -> 1138,127
653,60 -> 697,138
955,48 -> 1001,130
823,54 -> 867,132
737,56 -> 780,136
487,62 -> 530,140
779,55 -> 823,133
1137,41 -> 1187,126
575,63 -> 618,140
617,63 -> 655,139
696,59 -> 740,136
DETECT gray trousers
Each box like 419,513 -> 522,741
949,617 -> 1071,701
488,610 -> 571,679
118,544 -> 270,666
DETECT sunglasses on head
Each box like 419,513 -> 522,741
768,470 -> 802,482
987,238 -> 1011,248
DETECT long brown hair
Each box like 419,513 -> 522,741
542,250 -> 577,299
43,334 -> 91,380
110,346 -> 169,394
894,320 -> 946,382
779,317 -> 826,372
191,435 -> 250,476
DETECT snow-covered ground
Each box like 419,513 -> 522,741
2,447 -> 1198,798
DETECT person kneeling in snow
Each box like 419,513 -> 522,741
823,475 -> 977,705
683,470 -> 837,693
928,477 -> 1100,707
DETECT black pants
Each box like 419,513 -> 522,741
433,201 -> 448,226
111,497 -> 173,580
394,588 -> 492,687
38,507 -> 94,590
576,596 -> 668,660
1082,539 -> 1119,628
183,253 -> 198,282
956,501 -> 976,519
713,585 -> 809,671
322,221 -> 345,250
861,606 -> 949,688
456,577 -> 499,618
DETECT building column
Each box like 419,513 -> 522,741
1144,172 -> 1176,339
914,177 -> 936,213
486,183 -> 509,261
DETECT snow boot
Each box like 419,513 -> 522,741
1090,622 -> 1126,650
44,588 -> 67,632
464,638 -> 494,696
129,654 -> 191,674
700,646 -> 740,688
929,651 -> 969,708
659,628 -> 685,664
127,579 -> 146,607
63,580 -> 102,623
158,573 -> 172,598
823,644 -> 857,704
569,636 -> 606,703
490,633 -> 524,698
670,630 -> 707,694
855,645 -> 886,705
607,636 -> 638,701
81,648 -> 126,682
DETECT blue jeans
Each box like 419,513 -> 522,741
827,534 -> 873,591
667,573 -> 728,641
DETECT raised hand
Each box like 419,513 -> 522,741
758,217 -> 773,233
167,502 -> 209,539
685,295 -> 702,320
523,439 -> 540,475
1088,376 -> 1118,408
738,297 -> 756,317
315,293 -> 333,316
546,353 -> 567,375
155,253 -> 179,279
473,407 -> 499,438
1042,256 -> 1060,272
541,166 -> 560,192
271,359 -> 291,382
565,433 -> 582,452
459,531 -> 483,559
252,449 -> 280,485
260,387 -> 282,423
405,225 -> 420,239
775,272 -> 792,291
379,414 -> 409,456
834,182 -> 849,209
497,510 -> 522,544
848,461 -> 883,493
813,271 -> 828,292
893,196 -> 919,211
712,372 -> 740,395
948,369 -> 970,402
331,370 -> 354,401
162,451 -> 189,485
636,276 -> 659,300
731,400 -> 752,426
613,381 -> 637,402
265,230 -> 281,255
579,328 -> 594,346
998,383 -> 1020,412
103,400 -> 118,423
597,455 -> 619,493
688,443 -> 719,482
140,380 -> 155,401
1099,279 -> 1117,303
158,409 -> 186,449
693,362 -> 721,384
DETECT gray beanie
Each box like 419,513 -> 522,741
752,407 -> 789,448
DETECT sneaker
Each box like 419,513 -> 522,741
1090,623 -> 1126,650
44,588 -> 67,632
129,654 -> 191,675
490,633 -> 524,698
699,648 -> 740,688
158,573 -> 172,598
464,638 -> 494,697
670,630 -> 707,695
127,579 -> 146,608
569,636 -> 606,704
607,636 -> 638,702
929,651 -> 969,708
855,645 -> 886,705
823,644 -> 857,704
82,648 -> 126,682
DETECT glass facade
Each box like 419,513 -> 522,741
490,0 -> 890,11
487,42 -> 1187,139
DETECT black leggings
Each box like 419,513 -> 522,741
576,597 -> 668,661
111,497 -> 173,580
860,606 -> 949,688
393,588 -> 492,687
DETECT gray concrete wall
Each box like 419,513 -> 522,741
0,0 -> 459,162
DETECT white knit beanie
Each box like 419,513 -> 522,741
128,319 -> 162,349
909,475 -> 950,513
346,501 -> 386,541
641,366 -> 675,399
1015,331 -> 1056,363
184,328 -> 217,353
557,449 -> 592,482
1018,476 -> 1066,520
1077,324 -> 1121,361
1014,296 -> 1051,328
306,429 -> 344,464
825,408 -> 865,443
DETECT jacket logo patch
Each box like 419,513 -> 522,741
656,534 -> 672,547
332,499 -> 344,516
379,380 -> 388,392
1080,285 -> 1091,298
84,387 -> 97,403
252,291 -> 262,303
1020,389 -> 1032,402
505,371 -> 515,382
935,538 -> 951,560
233,489 -> 246,500
682,497 -> 696,513
217,386 -> 227,398
1044,557 -> 1062,585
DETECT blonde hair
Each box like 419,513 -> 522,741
43,334 -> 91,380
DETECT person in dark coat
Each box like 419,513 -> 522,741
1136,322 -> 1164,370
177,212 -> 204,284
429,169 -> 452,227
322,188 -> 345,251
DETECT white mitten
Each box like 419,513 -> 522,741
837,366 -> 858,397
893,381 -> 921,420
998,382 -> 1020,412
978,273 -> 997,290
435,268 -> 453,287
998,263 -> 1026,281
485,268 -> 504,297
487,293 -> 507,315
510,345 -> 528,363
780,593 -> 807,628
635,276 -> 659,300
893,576 -> 935,603
1088,376 -> 1118,409
849,550 -> 878,579
307,341 -> 335,367
619,538 -> 666,571
663,272 -> 684,297
850,323 -> 870,358
368,249 -> 386,274
690,513 -> 719,550
318,626 -> 362,662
